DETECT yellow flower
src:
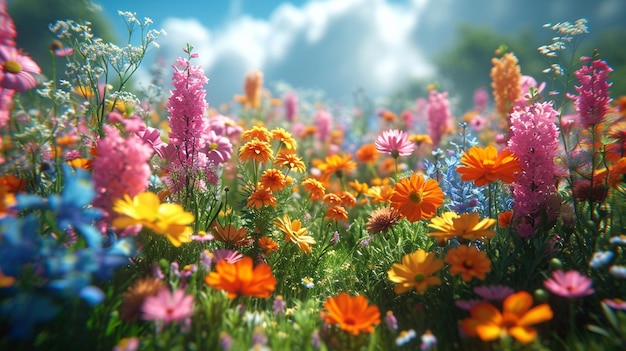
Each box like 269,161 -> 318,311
387,249 -> 443,294
271,127 -> 297,150
428,212 -> 496,243
112,192 -> 194,247
273,214 -> 316,254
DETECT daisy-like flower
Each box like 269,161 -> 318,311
461,291 -> 553,344
603,298 -> 626,311
241,125 -> 272,142
112,192 -> 194,247
428,212 -> 496,243
325,205 -> 349,223
141,288 -> 194,325
119,277 -> 167,323
322,193 -> 343,206
204,256 -> 277,298
321,293 -> 381,335
209,221 -> 254,247
408,134 -> 433,147
274,150 -> 306,173
247,186 -> 277,209
445,245 -> 492,282
366,206 -> 401,235
259,168 -> 287,192
239,139 -> 274,164
258,236 -> 279,254
301,178 -> 326,200
390,173 -> 444,222
543,269 -> 594,298
456,145 -> 521,186
473,285 -> 515,301
366,184 -> 395,203
375,129 -> 416,158
355,143 -> 379,164
0,45 -> 41,92
271,127 -> 297,150
387,249 -> 444,294
317,153 -> 356,182
273,214 -> 316,254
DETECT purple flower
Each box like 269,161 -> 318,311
141,288 -> 194,325
543,270 -> 594,298
272,295 -> 286,315
384,310 -> 398,330
375,129 -> 415,158
473,284 -> 514,301
283,91 -> 298,122
212,249 -> 243,264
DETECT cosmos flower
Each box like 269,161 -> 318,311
390,174 -> 444,222
321,293 -> 381,335
204,256 -> 276,299
0,45 -> 41,92
544,270 -> 594,298
375,129 -> 415,158
387,249 -> 444,294
141,288 -> 194,325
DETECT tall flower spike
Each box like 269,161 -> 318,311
567,57 -> 612,128
491,52 -> 521,117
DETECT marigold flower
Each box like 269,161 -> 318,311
274,150 -> 306,173
273,214 -> 316,254
387,249 -> 444,294
258,236 -> 279,254
356,143 -> 379,164
271,127 -> 297,150
205,256 -> 276,298
366,206 -> 401,235
326,205 -> 349,222
112,192 -> 194,247
456,145 -> 521,186
349,179 -> 370,194
242,125 -> 272,142
247,186 -> 277,209
445,245 -> 492,282
259,168 -> 287,192
338,191 -> 356,208
321,293 -> 381,335
428,212 -> 497,243
323,193 -> 343,206
543,269 -> 594,298
461,291 -> 553,344
239,139 -> 274,164
301,178 -> 326,200
390,174 -> 444,222
317,153 -> 356,182
209,221 -> 253,247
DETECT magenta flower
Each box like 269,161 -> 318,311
142,288 -> 194,325
543,269 -> 594,298
375,129 -> 415,158
0,45 -> 41,92
567,57 -> 612,128
283,91 -> 298,122
202,129 -> 232,165
426,89 -> 452,147
0,1 -> 17,46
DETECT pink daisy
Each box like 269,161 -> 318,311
543,269 -> 594,299
375,129 -> 415,158
141,288 -> 194,325
0,45 -> 41,92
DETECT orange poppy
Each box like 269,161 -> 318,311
247,186 -> 277,209
205,256 -> 276,298
317,153 -> 356,182
445,245 -> 492,282
239,139 -> 274,164
461,291 -> 553,344
209,221 -> 254,247
390,174 -> 444,222
273,214 -> 316,254
456,145 -> 521,186
260,168 -> 287,192
301,178 -> 326,200
274,150 -> 306,173
258,236 -> 279,254
271,127 -> 297,150
321,293 -> 381,335
428,212 -> 496,243
242,125 -> 272,142
326,205 -> 349,222
387,249 -> 444,294
356,143 -> 379,164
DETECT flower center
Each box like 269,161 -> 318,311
463,259 -> 474,268
4,60 -> 22,74
344,316 -> 356,326
391,150 -> 400,159
414,273 -> 425,282
209,142 -> 219,150
408,191 -> 423,204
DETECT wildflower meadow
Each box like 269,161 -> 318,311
1,2 -> 625,351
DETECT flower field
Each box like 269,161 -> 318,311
0,3 -> 625,351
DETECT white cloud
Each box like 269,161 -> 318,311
149,0 -> 435,106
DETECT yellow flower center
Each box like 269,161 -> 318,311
414,273 -> 425,282
209,142 -> 219,150
408,191 -> 423,204
4,60 -> 22,74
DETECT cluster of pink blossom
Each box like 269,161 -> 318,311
508,101 -> 560,237
426,90 -> 452,147
92,125 -> 154,216
567,57 -> 613,128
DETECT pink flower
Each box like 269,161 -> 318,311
0,1 -> 17,46
113,337 -> 139,351
426,90 -> 452,147
202,129 -> 232,165
213,249 -> 243,264
142,288 -> 194,325
473,87 -> 489,113
567,58 -> 612,128
375,129 -> 415,158
208,114 -> 243,140
0,45 -> 41,92
314,109 -> 332,142
543,270 -> 594,299
283,91 -> 298,122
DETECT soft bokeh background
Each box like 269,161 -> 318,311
7,0 -> 626,109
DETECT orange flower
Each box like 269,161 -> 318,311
209,221 -> 253,247
243,69 -> 264,109
349,179 -> 369,195
498,210 -> 513,228
445,245 -> 492,282
242,125 -> 272,142
273,214 -> 316,254
247,186 -> 277,209
366,185 -> 394,203
239,139 -> 274,163
356,143 -> 379,164
0,175 -> 26,193
325,205 -> 348,222
323,193 -> 342,206
456,145 -> 521,186
317,153 -> 356,182
338,191 -> 356,208
301,178 -> 326,200
258,236 -> 279,254
387,249 -> 444,294
205,256 -> 276,298
67,157 -> 92,170
390,174 -> 444,222
260,168 -> 287,192
274,150 -> 306,173
271,127 -> 297,150
461,291 -> 553,344
321,293 -> 381,335
491,52 -> 521,116
408,134 -> 433,147
428,212 -> 496,243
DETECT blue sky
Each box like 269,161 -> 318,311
95,0 -> 625,107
